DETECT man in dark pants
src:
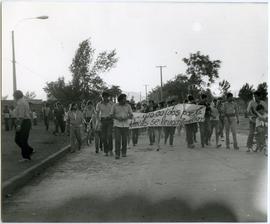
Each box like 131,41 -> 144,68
13,90 -> 34,161
96,92 -> 114,156
185,95 -> 196,148
198,94 -> 212,148
42,103 -> 50,131
53,102 -> 65,135
111,94 -> 133,159
164,99 -> 177,146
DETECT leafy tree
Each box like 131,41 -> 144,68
25,91 -> 36,100
183,51 -> 221,89
44,38 -> 118,104
218,80 -> 231,96
69,39 -> 118,99
106,85 -> 122,102
257,82 -> 267,101
44,77 -> 83,106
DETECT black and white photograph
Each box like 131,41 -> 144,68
1,0 -> 268,222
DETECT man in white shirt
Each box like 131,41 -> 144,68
13,90 -> 34,161
96,92 -> 114,156
110,94 -> 133,159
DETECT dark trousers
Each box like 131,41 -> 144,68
132,129 -> 139,146
4,118 -> 9,131
148,127 -> 155,145
55,118 -> 65,133
101,118 -> 113,153
199,119 -> 211,147
115,127 -> 129,156
95,130 -> 103,152
247,121 -> 256,148
10,118 -> 16,130
15,119 -> 33,159
164,127 -> 176,145
44,116 -> 49,131
185,124 -> 194,146
219,117 -> 225,138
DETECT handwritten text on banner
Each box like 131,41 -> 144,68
130,104 -> 206,129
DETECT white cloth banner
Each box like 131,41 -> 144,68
130,104 -> 206,129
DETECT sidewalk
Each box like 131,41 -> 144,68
1,123 -> 71,182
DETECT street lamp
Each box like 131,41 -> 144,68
12,16 -> 49,94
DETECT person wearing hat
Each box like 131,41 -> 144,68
96,91 -> 114,156
13,90 -> 34,161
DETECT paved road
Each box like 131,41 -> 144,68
2,133 -> 267,222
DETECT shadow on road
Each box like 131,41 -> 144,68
3,194 -> 244,222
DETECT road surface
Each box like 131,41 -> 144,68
2,133 -> 267,222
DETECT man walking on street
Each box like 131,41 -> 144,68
222,93 -> 240,150
67,103 -> 84,153
96,92 -> 114,156
13,90 -> 34,161
110,94 -> 133,159
246,91 -> 267,152
198,94 -> 212,148
42,103 -> 51,131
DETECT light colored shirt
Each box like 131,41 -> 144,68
83,106 -> 95,118
9,109 -> 15,118
14,98 -> 31,119
210,107 -> 219,121
43,107 -> 50,117
96,101 -> 114,118
33,112 -> 37,119
256,113 -> 267,128
247,99 -> 267,120
222,101 -> 239,118
68,110 -> 84,127
110,103 -> 133,128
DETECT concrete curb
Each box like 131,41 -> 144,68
2,144 -> 71,197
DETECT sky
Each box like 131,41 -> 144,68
2,1 -> 268,100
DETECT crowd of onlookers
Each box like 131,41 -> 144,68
4,88 -> 268,162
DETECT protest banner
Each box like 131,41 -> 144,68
130,104 -> 206,129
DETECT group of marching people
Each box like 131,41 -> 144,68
184,91 -> 267,155
11,88 -> 267,162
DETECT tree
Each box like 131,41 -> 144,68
44,77 -> 83,106
218,80 -> 231,97
183,51 -> 221,90
257,82 -> 267,101
69,39 -> 118,99
44,38 -> 118,104
106,85 -> 122,102
25,91 -> 36,100
238,83 -> 254,117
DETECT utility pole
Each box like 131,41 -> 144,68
144,84 -> 148,102
140,92 -> 142,102
156,65 -> 166,102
